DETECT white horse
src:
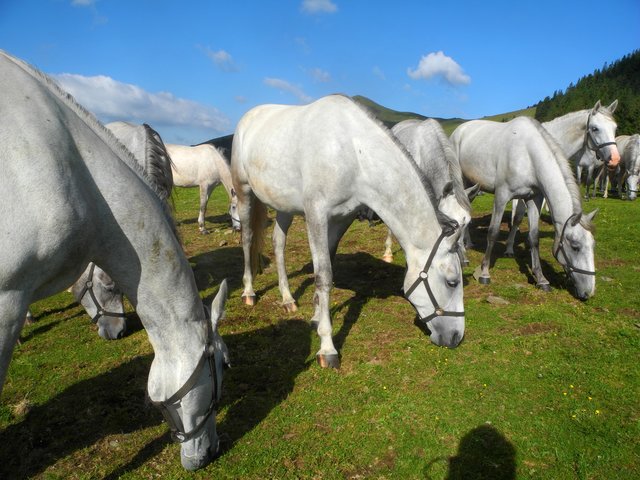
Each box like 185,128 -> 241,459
451,116 -> 598,299
382,118 -> 478,264
166,143 -> 240,234
609,134 -> 640,200
506,101 -> 619,254
232,95 -> 465,368
575,148 -> 603,199
0,50 -> 229,471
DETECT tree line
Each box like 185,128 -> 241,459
535,50 -> 640,135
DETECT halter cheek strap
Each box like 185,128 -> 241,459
552,214 -> 596,277
585,112 -> 617,161
76,263 -> 127,323
404,228 -> 465,326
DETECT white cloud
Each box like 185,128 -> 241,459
407,51 -> 471,86
200,46 -> 239,72
264,77 -> 312,103
53,73 -> 230,133
301,0 -> 337,14
309,67 -> 331,83
373,66 -> 386,81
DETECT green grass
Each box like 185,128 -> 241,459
1,185 -> 639,479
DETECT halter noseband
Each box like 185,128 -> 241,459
404,227 -> 465,327
552,213 -> 596,278
149,313 -> 223,444
585,111 -> 617,162
76,263 -> 127,324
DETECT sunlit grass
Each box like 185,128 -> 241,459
1,185 -> 638,479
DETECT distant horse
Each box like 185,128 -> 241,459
505,101 -> 619,255
166,143 -> 240,234
0,50 -> 229,471
610,134 -> 640,200
232,95 -> 465,369
380,119 -> 478,264
451,116 -> 599,299
575,148 -> 603,199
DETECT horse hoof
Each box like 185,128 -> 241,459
317,353 -> 340,369
283,302 -> 298,313
504,252 -> 514,258
537,283 -> 551,292
382,254 -> 393,263
242,295 -> 256,306
479,276 -> 491,285
200,229 -> 210,235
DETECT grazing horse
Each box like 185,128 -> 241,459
611,134 -> 640,200
506,101 -> 619,253
574,147 -> 603,199
0,50 -> 229,471
382,118 -> 478,264
451,116 -> 598,299
166,143 -> 240,234
232,95 -> 465,368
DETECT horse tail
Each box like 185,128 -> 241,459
249,195 -> 268,277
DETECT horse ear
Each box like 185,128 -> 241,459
592,100 -> 602,113
442,181 -> 454,198
570,212 -> 583,227
607,99 -> 618,113
465,183 -> 481,201
210,279 -> 228,330
584,208 -> 599,222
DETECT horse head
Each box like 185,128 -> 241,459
148,280 -> 230,471
229,188 -> 241,231
70,264 -> 126,340
404,222 -> 465,348
588,100 -> 620,169
553,210 -> 598,301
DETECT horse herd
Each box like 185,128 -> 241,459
0,49 -> 635,470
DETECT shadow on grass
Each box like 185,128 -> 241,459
424,424 -> 516,480
0,321 -> 313,479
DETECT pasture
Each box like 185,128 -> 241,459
1,184 -> 638,479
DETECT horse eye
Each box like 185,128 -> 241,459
446,279 -> 459,288
571,245 -> 580,253
591,126 -> 599,132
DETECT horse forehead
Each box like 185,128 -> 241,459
591,110 -> 617,130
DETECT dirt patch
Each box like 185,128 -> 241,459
515,322 -> 559,336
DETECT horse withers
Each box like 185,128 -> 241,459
232,95 -> 465,368
0,50 -> 228,471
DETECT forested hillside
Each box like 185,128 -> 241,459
535,50 -> 640,134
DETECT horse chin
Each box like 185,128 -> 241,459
97,319 -> 126,340
428,318 -> 465,349
180,428 -> 218,471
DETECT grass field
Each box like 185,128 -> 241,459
1,183 -> 638,479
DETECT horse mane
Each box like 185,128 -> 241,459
1,51 -> 178,233
345,95 -> 456,229
533,120 -> 594,232
425,119 -> 471,212
142,123 -> 175,203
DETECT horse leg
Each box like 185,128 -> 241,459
328,215 -> 356,265
305,208 -> 339,368
505,199 -> 526,257
238,188 -> 258,305
0,291 -> 30,396
525,196 -> 550,291
382,227 -> 394,263
198,183 -> 215,234
273,211 -> 297,312
477,193 -> 509,284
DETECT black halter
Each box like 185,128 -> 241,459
149,317 -> 222,443
585,112 -> 617,162
552,214 -> 596,278
404,228 -> 465,327
76,263 -> 127,324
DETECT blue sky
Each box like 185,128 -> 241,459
1,0 -> 638,145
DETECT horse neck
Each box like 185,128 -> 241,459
215,153 -> 235,198
530,145 -> 579,232
543,110 -> 588,158
355,137 -> 441,260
